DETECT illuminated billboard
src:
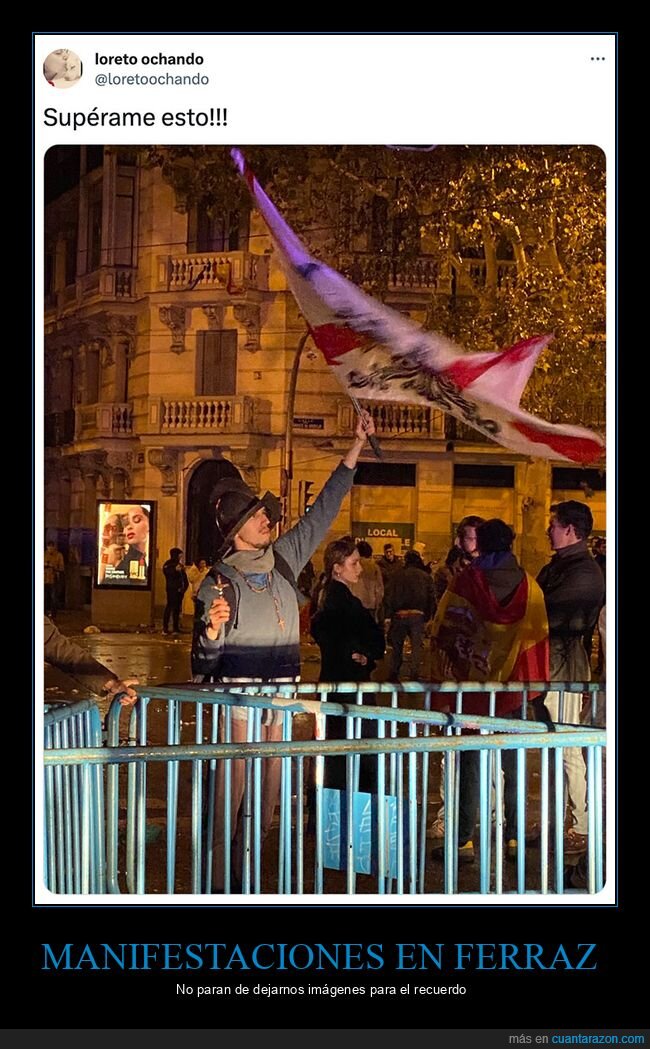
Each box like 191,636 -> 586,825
95,501 -> 154,589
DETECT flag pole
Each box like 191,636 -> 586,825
349,395 -> 383,460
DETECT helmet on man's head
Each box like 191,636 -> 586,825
211,477 -> 282,558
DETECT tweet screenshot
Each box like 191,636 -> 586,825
31,31 -> 630,1040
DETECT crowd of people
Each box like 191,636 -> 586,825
44,410 -> 607,886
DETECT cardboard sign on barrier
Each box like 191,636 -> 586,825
321,787 -> 409,878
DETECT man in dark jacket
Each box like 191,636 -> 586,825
384,550 -> 436,679
162,547 -> 189,634
377,543 -> 400,587
536,500 -> 605,855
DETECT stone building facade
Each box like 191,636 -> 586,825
43,147 -> 605,615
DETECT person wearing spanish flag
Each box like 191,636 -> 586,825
430,519 -> 550,864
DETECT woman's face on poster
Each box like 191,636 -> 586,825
122,507 -> 149,550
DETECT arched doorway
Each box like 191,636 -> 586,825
185,458 -> 242,566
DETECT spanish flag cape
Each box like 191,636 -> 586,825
430,564 -> 550,715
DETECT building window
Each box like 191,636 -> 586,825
84,348 -> 100,405
552,468 -> 606,491
87,180 -> 103,271
64,232 -> 77,286
453,464 -> 515,488
85,145 -> 104,174
354,463 -> 416,487
45,252 -> 54,297
196,330 -> 237,395
193,204 -> 248,252
114,173 -> 135,266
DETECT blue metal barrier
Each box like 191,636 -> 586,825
44,700 -> 105,893
43,682 -> 606,897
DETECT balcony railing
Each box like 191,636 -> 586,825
337,254 -> 519,297
75,403 -> 133,439
45,268 -> 136,315
162,251 -> 269,294
338,399 -> 445,439
444,416 -> 493,444
78,266 -> 136,300
339,253 -> 439,291
158,396 -> 255,434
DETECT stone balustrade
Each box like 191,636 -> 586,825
337,399 -> 445,439
339,252 -> 440,290
75,403 -> 133,439
158,396 -> 255,433
163,251 -> 268,293
45,267 -> 136,317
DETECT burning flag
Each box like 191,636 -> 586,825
231,149 -> 605,464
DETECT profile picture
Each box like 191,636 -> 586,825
43,49 -> 83,88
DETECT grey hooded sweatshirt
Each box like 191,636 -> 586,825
191,461 -> 354,689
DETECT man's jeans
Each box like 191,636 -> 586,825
388,612 -> 426,678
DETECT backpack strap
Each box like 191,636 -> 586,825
273,551 -> 308,607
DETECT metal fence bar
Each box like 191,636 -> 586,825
125,708 -> 137,893
444,747 -> 456,894
408,721 -> 418,894
191,703 -> 204,895
395,748 -> 404,894
377,719 -> 386,894
253,707 -> 263,895
595,745 -> 604,892
554,746 -> 564,893
345,712 -> 356,895
136,697 -> 147,894
388,686 -> 398,796
69,718 -> 81,894
241,708 -> 254,894
586,745 -> 597,895
223,706 -> 233,893
540,746 -> 549,894
314,696 -> 325,894
80,761 -> 91,894
418,688 -> 432,894
166,700 -> 180,893
295,753 -> 304,895
516,748 -> 526,894
53,722 -> 65,892
494,746 -> 503,896
478,748 -> 490,893
44,683 -> 606,897
46,729 -> 607,764
88,714 -> 102,893
280,710 -> 292,894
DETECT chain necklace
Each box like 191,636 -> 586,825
235,569 -> 286,631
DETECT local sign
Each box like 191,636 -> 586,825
351,521 -> 415,548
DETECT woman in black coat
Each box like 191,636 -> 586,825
311,538 -> 385,789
